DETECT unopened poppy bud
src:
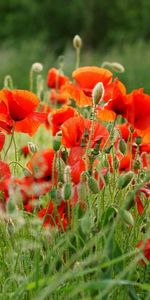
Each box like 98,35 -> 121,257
28,142 -> 38,154
88,177 -> 100,194
63,182 -> 72,200
118,171 -> 134,189
49,188 -> 57,200
110,62 -> 125,73
73,35 -> 82,49
119,139 -> 127,154
64,166 -> 71,183
23,168 -> 32,177
125,191 -> 136,210
78,182 -> 87,201
32,62 -> 43,73
92,82 -> 104,105
135,136 -> 142,146
119,208 -> 134,226
134,160 -> 141,170
7,198 -> 16,214
53,136 -> 61,151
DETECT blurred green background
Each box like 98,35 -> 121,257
0,0 -> 150,92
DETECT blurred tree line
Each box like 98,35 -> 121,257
0,0 -> 150,50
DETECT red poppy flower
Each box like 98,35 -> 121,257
61,116 -> 109,149
0,161 -> 11,204
47,68 -> 69,89
50,105 -> 78,136
73,66 -> 112,97
27,148 -> 55,181
0,131 -> 5,151
136,238 -> 150,265
50,88 -> 69,105
62,82 -> 92,107
21,145 -> 30,158
0,89 -> 47,136
38,200 -> 71,230
125,89 -> 150,131
118,153 -> 131,173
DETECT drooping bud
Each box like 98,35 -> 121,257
110,62 -> 125,73
92,82 -> 104,105
73,35 -> 82,49
117,171 -> 134,189
31,62 -> 43,73
88,177 -> 100,194
119,208 -> 134,226
28,142 -> 38,154
119,139 -> 127,154
101,61 -> 125,73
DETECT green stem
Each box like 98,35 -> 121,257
3,125 -> 15,161
85,105 -> 96,172
76,47 -> 80,69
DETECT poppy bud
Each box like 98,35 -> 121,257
49,188 -> 57,200
110,62 -> 125,73
53,136 -> 61,152
88,177 -> 100,194
64,166 -> 71,183
117,171 -> 134,189
92,82 -> 104,105
28,142 -> 38,154
119,208 -> 134,226
23,168 -> 32,177
63,182 -> 72,200
124,190 -> 136,210
135,136 -> 142,146
78,182 -> 87,201
32,62 -> 43,73
7,198 -> 16,214
73,35 -> 82,49
119,139 -> 126,154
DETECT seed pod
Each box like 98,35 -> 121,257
119,208 -> 134,226
73,35 -> 82,49
135,136 -> 142,145
117,171 -> 134,189
63,182 -> 72,200
88,177 -> 100,194
53,136 -> 61,151
92,82 -> 104,105
119,139 -> 126,154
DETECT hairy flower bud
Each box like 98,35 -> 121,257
119,209 -> 134,226
28,142 -> 38,154
88,177 -> 100,194
32,62 -> 43,73
63,182 -> 72,200
92,82 -> 104,105
73,35 -> 82,49
118,171 -> 134,189
119,139 -> 127,154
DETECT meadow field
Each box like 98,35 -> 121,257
0,34 -> 150,300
